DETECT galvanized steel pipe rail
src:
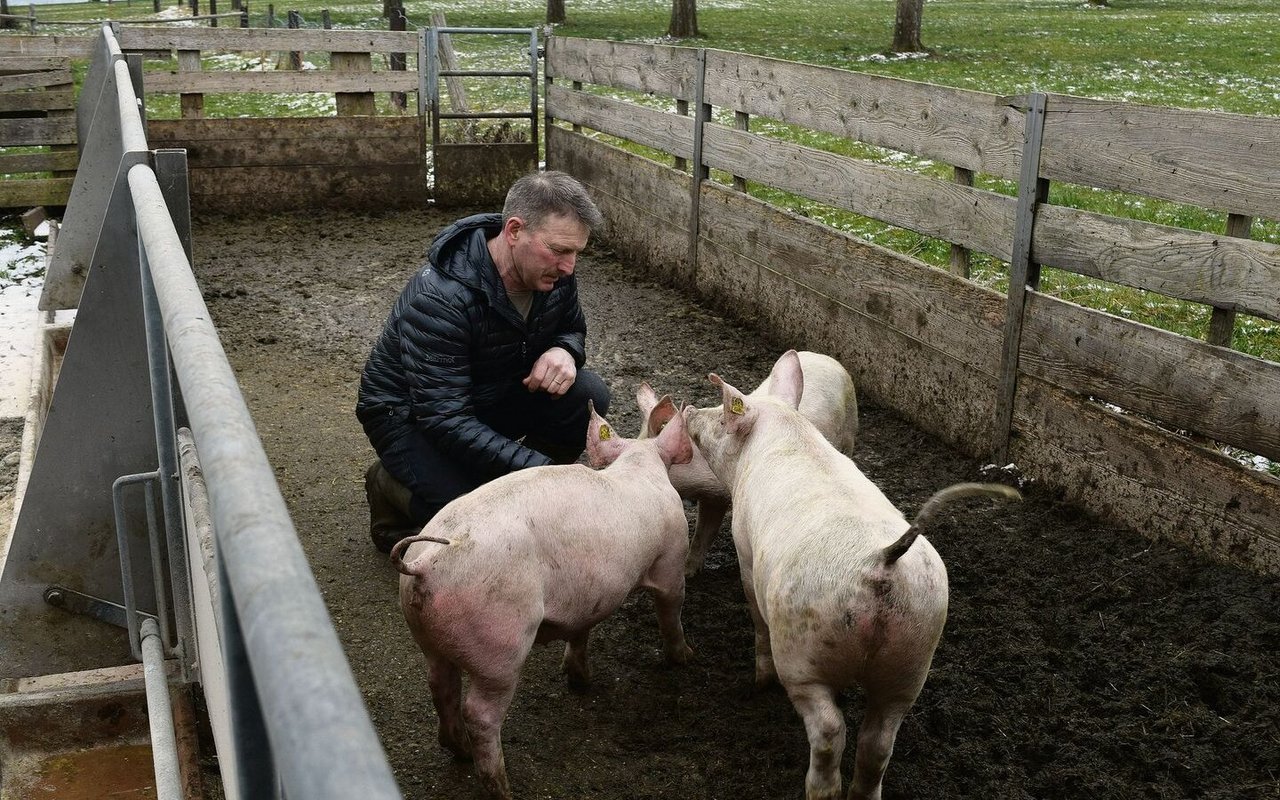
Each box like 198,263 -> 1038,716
128,162 -> 401,799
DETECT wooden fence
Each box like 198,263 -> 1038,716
0,27 -> 425,212
544,37 -> 1280,574
0,54 -> 76,208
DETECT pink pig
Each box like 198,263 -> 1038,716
635,350 -> 858,576
684,350 -> 1019,800
391,400 -> 695,799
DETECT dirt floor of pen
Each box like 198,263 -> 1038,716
191,208 -> 1279,800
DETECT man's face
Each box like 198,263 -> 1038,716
508,213 -> 590,292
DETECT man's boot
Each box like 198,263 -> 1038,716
364,461 -> 419,554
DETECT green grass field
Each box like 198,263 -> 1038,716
7,0 -> 1280,367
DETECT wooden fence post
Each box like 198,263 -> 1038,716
1207,213 -> 1252,349
389,3 -> 406,113
950,166 -> 974,278
321,8 -> 330,28
732,110 -> 749,191
992,92 -> 1049,463
267,3 -> 274,27
287,10 -> 301,70
209,0 -> 217,26
178,50 -> 204,118
686,49 -> 709,284
333,50 -> 375,116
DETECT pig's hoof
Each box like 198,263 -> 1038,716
438,731 -> 473,761
564,670 -> 592,693
666,644 -> 694,666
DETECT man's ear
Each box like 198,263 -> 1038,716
503,215 -> 526,243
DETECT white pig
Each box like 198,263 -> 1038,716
684,350 -> 1019,800
636,350 -> 858,576
391,400 -> 695,800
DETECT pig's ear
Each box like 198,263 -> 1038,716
647,394 -> 678,436
655,402 -> 694,465
586,400 -> 628,468
636,382 -> 658,416
711,373 -> 756,437
767,350 -> 804,410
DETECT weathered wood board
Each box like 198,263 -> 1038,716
147,116 -> 425,212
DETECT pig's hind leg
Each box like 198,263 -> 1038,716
464,671 -> 522,800
685,495 -> 730,577
426,654 -> 471,759
561,630 -> 592,690
643,548 -> 695,665
786,682 -> 846,800
846,693 -> 913,800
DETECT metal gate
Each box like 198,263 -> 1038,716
425,25 -> 540,205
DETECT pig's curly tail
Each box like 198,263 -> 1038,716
883,482 -> 1021,565
390,533 -> 452,574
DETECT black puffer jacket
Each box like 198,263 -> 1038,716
356,213 -> 587,478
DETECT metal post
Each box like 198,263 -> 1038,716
529,27 -> 539,160
992,92 -> 1049,463
141,617 -> 183,800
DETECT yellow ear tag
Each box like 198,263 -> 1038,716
729,397 -> 745,415
599,423 -> 612,440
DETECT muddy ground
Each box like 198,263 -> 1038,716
192,208 -> 1279,800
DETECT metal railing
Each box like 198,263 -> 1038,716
54,23 -> 402,800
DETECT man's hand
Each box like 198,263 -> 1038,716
523,347 -> 577,396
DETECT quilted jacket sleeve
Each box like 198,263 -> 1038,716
399,285 -> 552,478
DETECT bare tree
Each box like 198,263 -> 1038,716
547,0 -> 565,24
668,0 -> 698,38
893,0 -> 925,52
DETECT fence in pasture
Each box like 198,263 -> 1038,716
543,37 -> 1280,574
0,54 -> 76,207
0,24 -> 400,799
0,17 -> 537,210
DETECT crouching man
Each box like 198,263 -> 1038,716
355,170 -> 611,552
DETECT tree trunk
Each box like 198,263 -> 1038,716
546,0 -> 564,24
668,0 -> 698,38
892,0 -> 925,52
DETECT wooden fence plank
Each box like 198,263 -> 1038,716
0,176 -> 72,207
545,83 -> 694,161
139,69 -> 417,94
695,181 -> 1003,452
701,123 -> 1017,261
702,50 -> 1025,181
117,26 -> 417,54
546,36 -> 699,101
1012,378 -> 1280,575
183,164 -> 425,211
0,89 -> 74,113
0,56 -> 70,73
1033,204 -> 1280,323
1020,291 -> 1280,461
1039,95 -> 1280,219
0,69 -> 74,92
0,150 -> 79,173
148,116 -> 421,167
332,51 -> 375,115
0,117 -> 76,146
0,35 -> 94,58
698,180 -> 1006,376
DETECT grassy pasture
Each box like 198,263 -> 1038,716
7,0 -> 1280,379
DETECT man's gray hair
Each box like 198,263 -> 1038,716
502,170 -> 605,232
